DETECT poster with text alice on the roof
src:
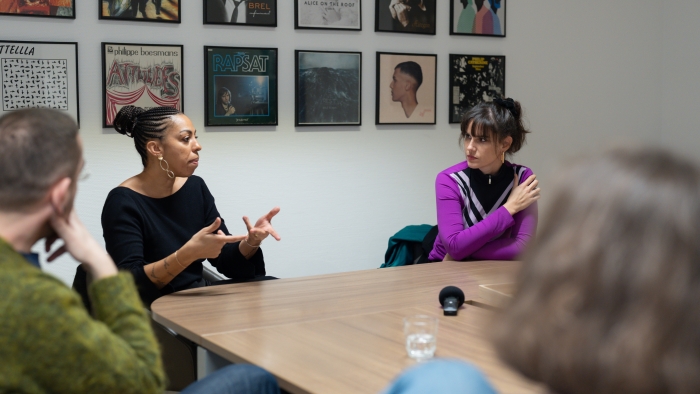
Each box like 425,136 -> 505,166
102,42 -> 183,127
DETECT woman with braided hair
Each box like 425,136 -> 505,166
427,98 -> 540,262
74,106 -> 280,308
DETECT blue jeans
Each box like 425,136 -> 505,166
181,364 -> 279,394
382,359 -> 496,394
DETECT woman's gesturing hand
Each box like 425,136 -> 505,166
504,174 -> 541,216
181,217 -> 246,262
243,207 -> 281,246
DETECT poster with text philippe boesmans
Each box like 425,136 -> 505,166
102,42 -> 183,127
205,46 -> 278,126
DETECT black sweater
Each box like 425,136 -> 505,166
98,175 -> 264,307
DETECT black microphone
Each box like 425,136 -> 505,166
439,286 -> 465,316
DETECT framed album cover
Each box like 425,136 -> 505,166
449,54 -> 505,123
375,0 -> 435,35
203,0 -> 276,26
376,52 -> 436,125
204,46 -> 278,126
295,0 -> 361,31
450,0 -> 505,37
99,0 -> 181,23
0,40 -> 80,125
0,0 -> 74,19
295,50 -> 361,126
102,42 -> 183,127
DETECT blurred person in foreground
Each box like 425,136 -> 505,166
384,147 -> 700,394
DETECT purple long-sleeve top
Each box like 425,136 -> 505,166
428,161 -> 538,261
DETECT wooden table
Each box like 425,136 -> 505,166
152,261 -> 543,393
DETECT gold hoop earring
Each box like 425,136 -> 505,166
158,156 -> 175,179
501,152 -> 505,164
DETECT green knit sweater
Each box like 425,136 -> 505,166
0,238 -> 165,394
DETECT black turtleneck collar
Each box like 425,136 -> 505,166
466,163 -> 515,213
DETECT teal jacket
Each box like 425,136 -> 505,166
381,225 -> 435,268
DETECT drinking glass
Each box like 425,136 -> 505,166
403,315 -> 438,361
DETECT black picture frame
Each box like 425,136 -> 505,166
294,0 -> 361,31
0,1 -> 75,19
295,50 -> 362,127
374,0 -> 436,35
204,46 -> 278,127
101,42 -> 184,128
376,51 -> 436,125
99,0 -> 181,24
449,0 -> 506,37
0,40 -> 80,125
449,54 -> 505,123
203,0 -> 277,27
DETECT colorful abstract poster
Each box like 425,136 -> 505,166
295,50 -> 361,126
450,0 -> 505,37
102,42 -> 183,127
449,54 -> 505,123
0,40 -> 79,124
375,0 -> 436,35
205,46 -> 278,127
376,52 -> 436,125
295,0 -> 361,30
100,0 -> 181,23
0,0 -> 74,19
204,0 -> 276,26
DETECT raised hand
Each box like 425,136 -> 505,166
242,207 -> 281,246
504,174 -> 540,216
180,217 -> 247,261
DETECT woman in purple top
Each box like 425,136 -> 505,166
428,98 -> 540,261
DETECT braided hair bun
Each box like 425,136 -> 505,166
113,105 -> 145,138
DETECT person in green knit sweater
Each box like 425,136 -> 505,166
0,108 -> 279,394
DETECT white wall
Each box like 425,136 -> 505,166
1,1 -> 665,285
662,3 -> 700,157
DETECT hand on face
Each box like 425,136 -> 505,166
46,210 -> 118,280
242,207 -> 281,245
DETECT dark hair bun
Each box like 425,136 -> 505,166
113,106 -> 145,137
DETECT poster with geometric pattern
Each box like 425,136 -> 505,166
0,41 -> 79,124
102,42 -> 183,127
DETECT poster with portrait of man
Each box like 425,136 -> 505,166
204,46 -> 278,126
375,0 -> 436,35
450,0 -> 506,37
204,0 -> 276,26
376,52 -> 436,125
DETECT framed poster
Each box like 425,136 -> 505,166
99,0 -> 181,23
449,54 -> 505,123
0,40 -> 80,125
203,0 -> 276,26
295,50 -> 361,127
102,42 -> 183,127
375,0 -> 435,35
450,0 -> 505,37
295,0 -> 361,31
204,46 -> 278,127
376,52 -> 436,125
0,0 -> 74,19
